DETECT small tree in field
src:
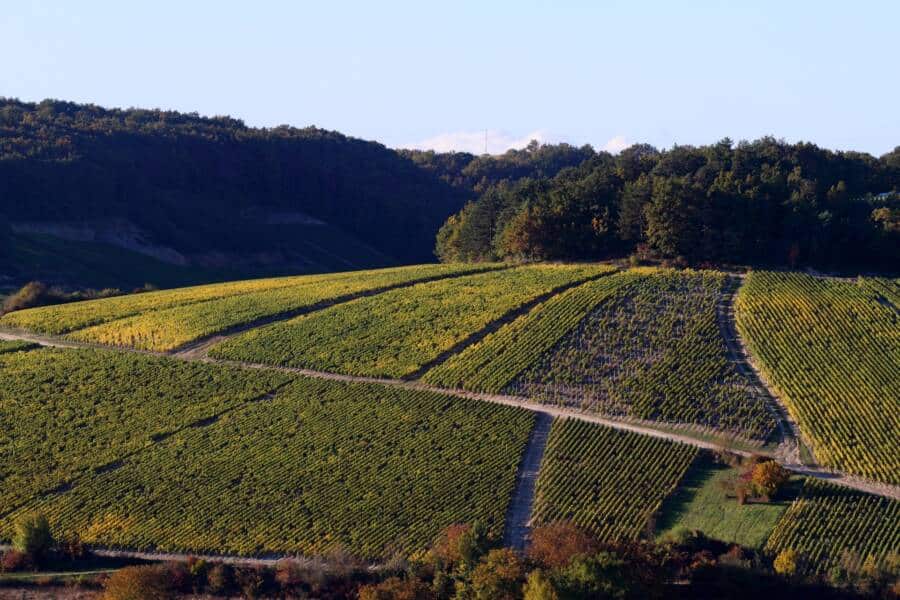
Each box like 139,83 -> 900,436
751,461 -> 790,500
12,514 -> 53,561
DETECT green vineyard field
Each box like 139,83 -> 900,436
508,269 -> 775,441
735,272 -> 900,484
532,418 -> 697,541
423,270 -> 635,391
0,263 -> 494,345
0,339 -> 38,354
211,264 -> 611,378
765,479 -> 900,575
0,347 -> 290,513
3,377 -> 535,558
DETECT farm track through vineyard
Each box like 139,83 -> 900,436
715,276 -> 802,465
1,328 -> 897,501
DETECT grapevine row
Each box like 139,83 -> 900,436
3,377 -> 535,558
765,478 -> 900,575
735,272 -> 900,484
532,418 -> 697,542
211,264 -> 611,378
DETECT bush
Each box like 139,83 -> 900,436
552,552 -> 631,600
206,562 -> 235,595
751,461 -> 790,499
235,566 -> 267,599
528,521 -> 599,569
12,513 -> 53,560
358,576 -> 434,600
103,565 -> 172,600
470,548 -> 526,600
773,549 -> 799,577
523,569 -> 558,600
431,522 -> 488,569
1,550 -> 33,572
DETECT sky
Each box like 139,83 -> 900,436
2,1 -> 898,156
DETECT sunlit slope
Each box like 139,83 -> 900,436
735,272 -> 900,484
3,374 -> 534,558
1,263 -> 498,350
210,264 -> 614,378
0,347 -> 289,512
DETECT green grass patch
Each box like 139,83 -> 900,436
655,455 -> 799,549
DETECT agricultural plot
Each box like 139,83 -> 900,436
506,269 -> 776,442
0,347 -> 290,513
423,270 -> 637,391
4,378 -> 535,558
0,263 -> 492,340
211,264 -> 612,378
654,457 -> 798,549
532,419 -> 697,541
735,272 -> 900,484
764,479 -> 900,575
59,263 -> 496,352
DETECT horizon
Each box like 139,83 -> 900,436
3,1 -> 898,156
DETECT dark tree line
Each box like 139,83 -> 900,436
0,99 -> 469,262
1,99 -> 897,270
435,139 -> 900,270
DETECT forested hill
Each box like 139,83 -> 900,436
434,140 -> 900,271
0,98 -> 469,266
2,98 -> 898,278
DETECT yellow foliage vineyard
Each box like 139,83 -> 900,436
735,272 -> 900,484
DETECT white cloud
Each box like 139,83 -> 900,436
602,135 -> 630,154
405,129 -> 552,155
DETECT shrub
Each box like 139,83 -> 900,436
773,549 -> 799,577
12,513 -> 53,560
431,522 -> 488,569
523,569 -> 558,600
206,562 -> 235,595
358,576 -> 434,600
528,521 -> 599,569
553,552 -> 631,600
1,550 -> 33,572
235,565 -> 267,599
470,548 -> 526,600
103,565 -> 172,600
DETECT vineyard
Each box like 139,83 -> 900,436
735,272 -> 900,484
0,263 -> 493,345
422,270 -> 637,391
0,347 -> 289,513
532,418 -> 697,541
3,377 -> 535,558
764,479 -> 900,575
507,269 -> 776,442
211,264 -> 612,378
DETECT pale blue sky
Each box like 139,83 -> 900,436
2,1 -> 898,155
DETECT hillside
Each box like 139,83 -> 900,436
1,263 -> 897,597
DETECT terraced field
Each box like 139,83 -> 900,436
764,479 -> 900,575
437,268 -> 775,442
0,263 -> 495,348
211,264 -> 613,378
735,272 -> 900,484
532,419 -> 697,541
3,375 -> 534,558
0,347 -> 290,513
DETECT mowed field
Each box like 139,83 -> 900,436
1,265 -> 897,570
